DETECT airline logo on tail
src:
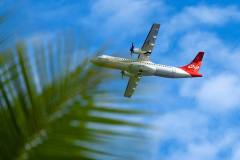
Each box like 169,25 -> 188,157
187,64 -> 200,70
180,51 -> 204,77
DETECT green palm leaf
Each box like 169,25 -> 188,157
0,35 -> 151,160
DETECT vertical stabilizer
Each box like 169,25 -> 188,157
180,51 -> 204,77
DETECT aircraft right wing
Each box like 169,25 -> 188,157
124,75 -> 141,98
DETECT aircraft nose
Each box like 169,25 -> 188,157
90,58 -> 97,64
91,55 -> 108,65
90,57 -> 101,64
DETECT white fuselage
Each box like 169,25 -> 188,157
91,55 -> 191,78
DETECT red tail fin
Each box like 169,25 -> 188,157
180,51 -> 204,77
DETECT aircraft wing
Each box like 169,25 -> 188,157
124,75 -> 141,98
138,23 -> 160,60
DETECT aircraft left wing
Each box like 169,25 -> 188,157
124,75 -> 141,98
138,23 -> 160,61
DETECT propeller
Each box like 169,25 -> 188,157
121,71 -> 124,79
130,42 -> 134,57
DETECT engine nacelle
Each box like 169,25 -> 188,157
132,48 -> 141,54
130,43 -> 149,55
132,48 -> 147,54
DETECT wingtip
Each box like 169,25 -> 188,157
124,94 -> 132,98
195,51 -> 204,62
153,23 -> 160,26
198,51 -> 205,55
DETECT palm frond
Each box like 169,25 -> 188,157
0,35 -> 151,160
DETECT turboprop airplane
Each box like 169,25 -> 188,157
91,23 -> 204,97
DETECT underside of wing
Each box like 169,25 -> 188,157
124,75 -> 141,98
138,23 -> 160,61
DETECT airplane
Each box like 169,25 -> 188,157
91,23 -> 204,98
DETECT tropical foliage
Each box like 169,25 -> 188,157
0,25 -> 150,160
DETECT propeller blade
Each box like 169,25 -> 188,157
121,71 -> 124,79
130,42 -> 134,53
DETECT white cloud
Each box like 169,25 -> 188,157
196,74 -> 240,111
152,110 -> 240,160
80,0 -> 165,40
232,144 -> 240,160
153,110 -> 208,141
181,5 -> 240,25
174,6 -> 240,113
178,31 -> 226,61
150,110 -> 208,159
166,131 -> 238,160
181,74 -> 240,112
159,5 -> 240,53
178,31 -> 240,113
178,31 -> 240,73
142,3 -> 240,160
76,2 -> 240,159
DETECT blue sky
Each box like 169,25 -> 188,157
4,0 -> 240,159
